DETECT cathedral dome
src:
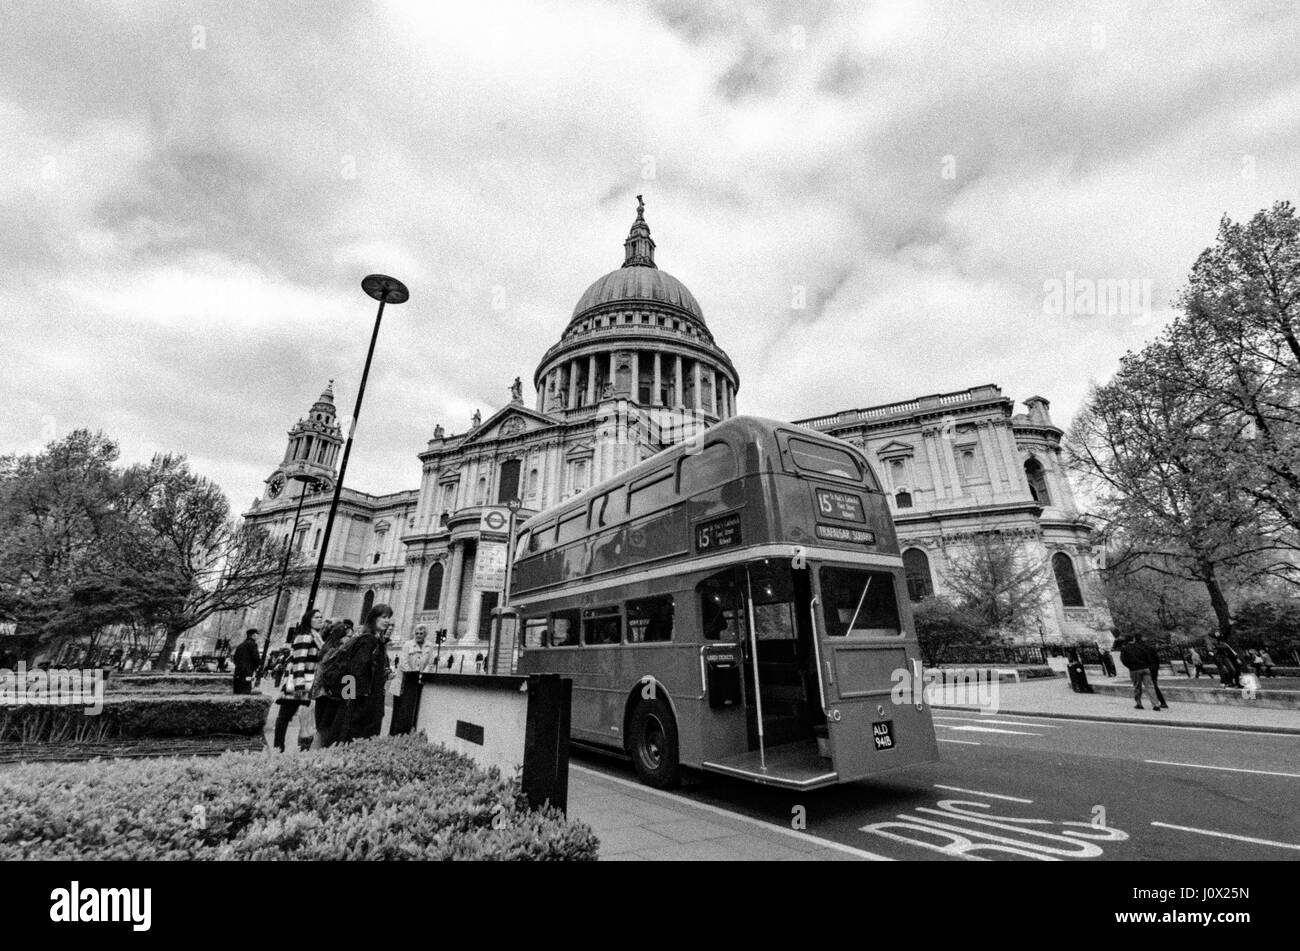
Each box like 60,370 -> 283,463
571,265 -> 703,322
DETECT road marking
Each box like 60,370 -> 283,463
570,764 -> 893,861
933,709 -> 1300,738
948,725 -> 1041,736
938,739 -> 981,745
1151,821 -> 1300,851
1144,759 -> 1300,779
933,785 -> 1033,803
935,716 -> 1060,729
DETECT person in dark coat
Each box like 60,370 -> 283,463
331,604 -> 395,744
232,629 -> 261,694
1118,634 -> 1162,710
1214,639 -> 1243,688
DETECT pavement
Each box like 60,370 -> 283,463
568,765 -> 880,860
934,670 -> 1300,735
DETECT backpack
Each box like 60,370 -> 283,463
313,635 -> 355,700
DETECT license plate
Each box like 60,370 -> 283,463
872,720 -> 895,751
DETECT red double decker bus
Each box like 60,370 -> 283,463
510,416 -> 938,789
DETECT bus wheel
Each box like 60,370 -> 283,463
630,697 -> 680,789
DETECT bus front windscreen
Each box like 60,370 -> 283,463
819,567 -> 901,637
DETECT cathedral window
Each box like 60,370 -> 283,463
895,490 -> 913,508
1025,459 -> 1051,505
958,447 -> 984,481
474,477 -> 488,506
526,468 -> 540,498
902,548 -> 933,602
423,563 -> 444,610
1053,553 -> 1085,607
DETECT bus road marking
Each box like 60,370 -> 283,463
935,716 -> 1060,729
938,739 -> 981,745
933,785 -> 1033,803
1151,821 -> 1300,851
947,726 -> 1041,736
1144,760 -> 1300,779
570,765 -> 894,861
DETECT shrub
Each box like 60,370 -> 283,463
0,735 -> 599,861
0,694 -> 270,742
106,674 -> 231,693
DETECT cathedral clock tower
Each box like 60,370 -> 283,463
264,381 -> 343,501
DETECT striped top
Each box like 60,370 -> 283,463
285,629 -> 322,699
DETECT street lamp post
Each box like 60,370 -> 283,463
257,471 -> 319,677
302,274 -> 409,624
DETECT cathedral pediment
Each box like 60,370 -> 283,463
461,405 -> 556,446
876,440 -> 915,457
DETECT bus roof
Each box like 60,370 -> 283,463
516,414 -> 867,533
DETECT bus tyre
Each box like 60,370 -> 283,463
630,697 -> 680,789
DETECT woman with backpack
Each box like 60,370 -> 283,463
330,603 -> 396,745
310,620 -> 354,749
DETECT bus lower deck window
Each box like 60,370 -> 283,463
582,606 -> 622,645
819,567 -> 901,636
627,595 -> 674,643
549,610 -> 580,646
523,618 -> 548,648
698,569 -> 745,640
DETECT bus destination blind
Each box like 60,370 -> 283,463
695,513 -> 741,552
816,488 -> 865,522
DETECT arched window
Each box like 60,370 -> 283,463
423,563 -> 444,611
360,589 -> 376,623
902,548 -> 933,602
526,468 -> 540,498
1052,553 -> 1084,607
474,477 -> 487,506
895,490 -> 913,509
1025,458 -> 1051,505
960,448 -> 982,480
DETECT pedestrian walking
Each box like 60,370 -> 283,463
331,604 -> 396,744
309,620 -> 354,749
1142,640 -> 1169,709
273,608 -> 325,752
1187,646 -> 1204,679
391,625 -> 435,695
232,629 -> 260,695
1119,634 -> 1163,710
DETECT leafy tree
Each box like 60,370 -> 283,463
1230,597 -> 1300,662
911,596 -> 989,665
1068,337 -> 1282,641
939,531 -> 1052,634
1162,201 -> 1300,563
1101,553 -> 1213,647
0,431 -> 129,658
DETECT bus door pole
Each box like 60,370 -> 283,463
744,566 -> 767,772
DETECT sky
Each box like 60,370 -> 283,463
2,0 -> 1297,509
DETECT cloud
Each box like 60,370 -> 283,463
1,0 -> 1298,511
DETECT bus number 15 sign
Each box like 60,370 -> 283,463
695,513 -> 742,553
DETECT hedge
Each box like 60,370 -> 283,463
0,735 -> 599,860
0,694 -> 271,743
107,674 -> 232,693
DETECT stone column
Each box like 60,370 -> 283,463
692,360 -> 703,411
631,351 -> 640,403
608,352 -> 616,396
977,422 -> 1003,489
653,353 -> 662,406
442,542 -> 465,639
922,429 -> 947,501
707,367 -> 718,415
674,355 -> 684,407
567,360 -> 578,409
940,433 -> 963,497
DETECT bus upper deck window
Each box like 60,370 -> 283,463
679,442 -> 737,494
818,567 -> 901,636
788,437 -> 863,481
